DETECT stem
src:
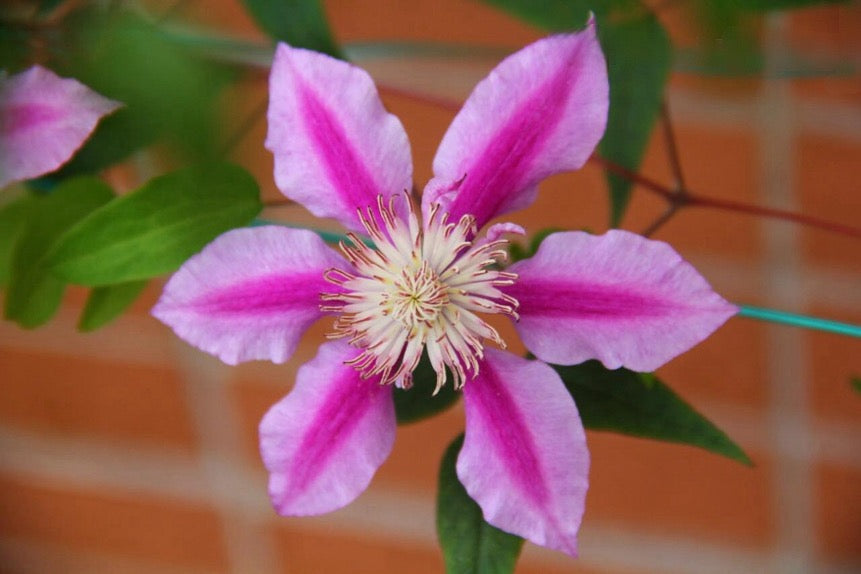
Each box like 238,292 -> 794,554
641,204 -> 678,237
590,154 -> 861,238
738,305 -> 861,338
219,96 -> 267,157
660,99 -> 686,192
685,195 -> 861,238
263,198 -> 294,208
588,154 -> 676,200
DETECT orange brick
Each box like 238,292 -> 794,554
0,473 -> 228,571
329,0 -> 540,47
0,348 -> 197,451
586,432 -> 774,548
797,134 -> 861,273
60,282 -> 164,320
509,164 -> 610,236
230,377 -> 284,470
790,5 -> 861,104
658,318 -> 770,409
815,462 -> 861,562
806,309 -> 861,424
276,523 -> 444,574
275,520 -> 655,574
375,402 -> 464,494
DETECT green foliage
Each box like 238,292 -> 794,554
0,21 -> 30,71
4,178 -> 114,328
394,352 -> 461,424
46,163 -> 262,286
0,194 -> 36,288
78,280 -> 149,332
37,0 -> 66,16
598,14 -> 672,226
687,0 -> 849,76
480,0 -> 605,27
240,0 -> 343,58
851,376 -> 861,396
55,8 -> 232,175
437,435 -> 524,574
554,360 -> 752,465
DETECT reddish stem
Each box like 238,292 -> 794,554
684,195 -> 861,238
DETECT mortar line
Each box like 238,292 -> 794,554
171,342 -> 284,574
760,14 -> 816,574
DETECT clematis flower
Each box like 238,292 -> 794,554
153,21 -> 737,557
0,66 -> 120,188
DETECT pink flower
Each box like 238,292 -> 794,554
153,22 -> 736,556
0,66 -> 120,188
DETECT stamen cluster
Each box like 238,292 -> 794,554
321,195 -> 519,392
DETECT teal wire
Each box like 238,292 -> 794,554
738,305 -> 861,338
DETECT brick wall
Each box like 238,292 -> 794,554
0,1 -> 859,572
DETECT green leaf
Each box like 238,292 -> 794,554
4,178 -> 114,328
0,194 -> 36,288
56,9 -> 232,175
394,352 -> 461,424
553,360 -> 752,465
437,435 -> 524,574
46,163 -> 262,286
37,0 -> 66,16
78,280 -> 149,332
0,22 -> 31,71
480,0 -> 603,28
598,13 -> 672,226
240,0 -> 343,58
851,376 -> 861,396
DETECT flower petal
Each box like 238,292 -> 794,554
458,349 -> 588,556
265,44 -> 413,231
424,21 -> 608,229
505,230 -> 739,372
0,66 -> 120,188
152,226 -> 346,365
260,341 -> 396,515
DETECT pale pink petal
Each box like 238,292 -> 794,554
423,21 -> 608,229
505,230 -> 738,372
473,222 -> 525,251
265,44 -> 412,232
152,226 -> 347,365
260,341 -> 396,515
0,66 -> 120,187
485,222 -> 526,243
458,349 -> 588,556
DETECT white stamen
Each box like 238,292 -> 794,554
322,193 -> 518,391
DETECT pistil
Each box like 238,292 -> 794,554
321,194 -> 519,392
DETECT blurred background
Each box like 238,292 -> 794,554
0,0 -> 859,572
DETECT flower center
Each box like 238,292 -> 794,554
387,261 -> 449,328
321,194 -> 518,392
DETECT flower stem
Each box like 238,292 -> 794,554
737,304 -> 861,338
590,154 -> 861,238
